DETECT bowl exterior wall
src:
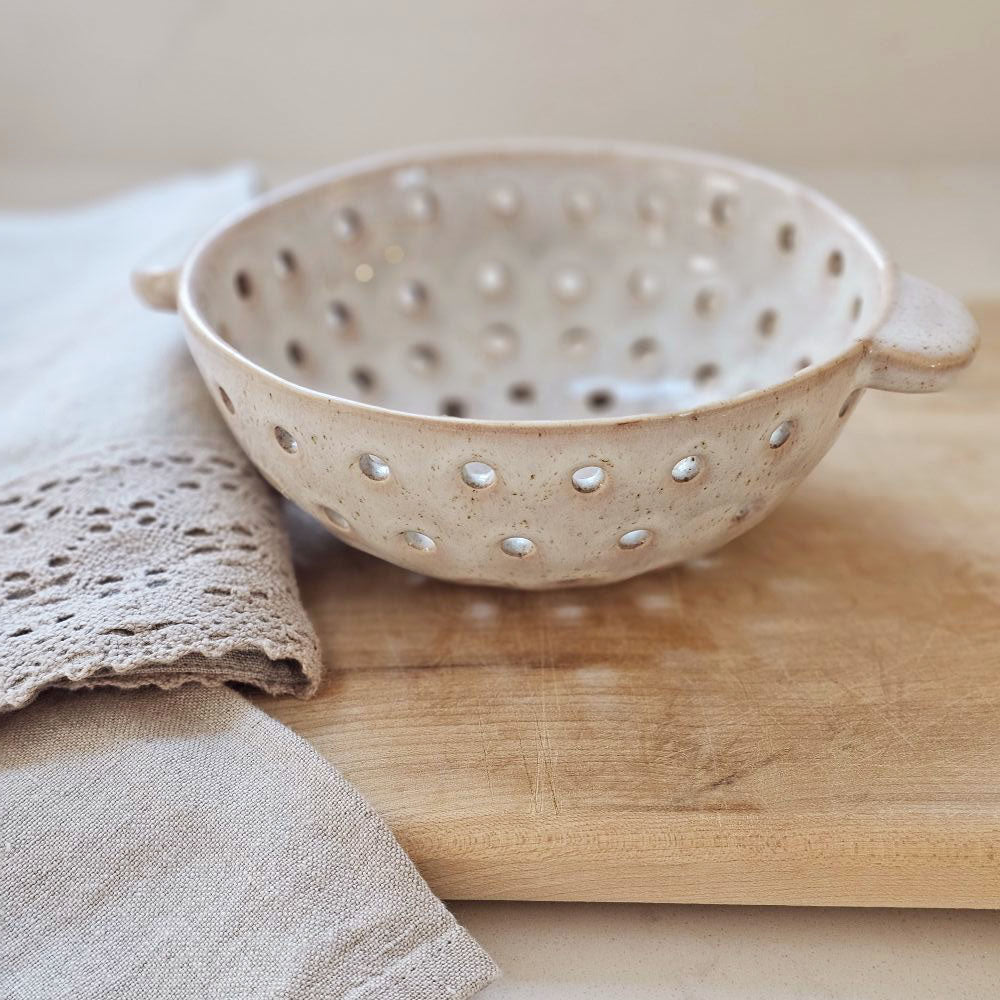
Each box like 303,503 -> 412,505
183,318 -> 864,588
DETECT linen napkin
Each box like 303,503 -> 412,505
0,169 -> 322,709
0,170 -> 498,999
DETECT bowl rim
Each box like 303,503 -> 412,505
178,136 -> 892,430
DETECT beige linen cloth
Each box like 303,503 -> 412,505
0,170 -> 498,999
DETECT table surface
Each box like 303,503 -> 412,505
6,161 -> 1000,996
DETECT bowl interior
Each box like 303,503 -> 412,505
190,145 -> 887,420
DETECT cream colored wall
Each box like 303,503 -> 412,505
2,0 -> 998,172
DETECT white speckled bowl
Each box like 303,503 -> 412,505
135,140 -> 978,589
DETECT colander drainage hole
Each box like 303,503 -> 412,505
332,206 -> 363,244
274,426 -> 298,454
619,529 -> 651,550
561,326 -> 593,356
359,453 -> 390,481
326,300 -> 353,333
321,507 -> 350,532
501,537 -> 535,558
709,192 -> 735,227
694,363 -> 719,386
482,322 -> 518,359
757,308 -> 778,337
550,265 -> 589,304
571,466 -> 605,493
403,530 -> 436,553
441,398 -> 467,418
462,462 -> 496,489
408,344 -> 439,372
508,382 -> 535,404
586,389 -> 614,412
827,250 -> 844,277
777,222 -> 796,253
488,182 -> 521,219
217,386 -> 235,415
397,280 -> 429,316
286,340 -> 306,366
630,336 -> 658,361
234,270 -> 252,299
694,288 -> 719,317
475,260 -> 511,299
564,187 -> 600,224
402,187 -> 438,224
351,366 -> 376,393
627,268 -> 661,304
274,249 -> 297,278
769,421 -> 794,448
671,456 -> 701,483
637,187 -> 670,224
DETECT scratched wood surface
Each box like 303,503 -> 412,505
254,303 -> 1000,907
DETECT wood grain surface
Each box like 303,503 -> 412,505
254,303 -> 1000,907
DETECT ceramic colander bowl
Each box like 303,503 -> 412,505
135,140 -> 978,589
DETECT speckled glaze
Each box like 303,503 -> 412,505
135,140 -> 978,588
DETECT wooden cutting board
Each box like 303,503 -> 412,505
254,303 -> 1000,908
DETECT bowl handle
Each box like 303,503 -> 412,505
132,265 -> 181,312
863,272 -> 978,392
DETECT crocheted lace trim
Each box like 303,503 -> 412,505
1,439 -> 322,712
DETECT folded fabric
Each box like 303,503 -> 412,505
0,170 -> 497,999
0,168 -> 322,711
0,686 -> 497,1000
